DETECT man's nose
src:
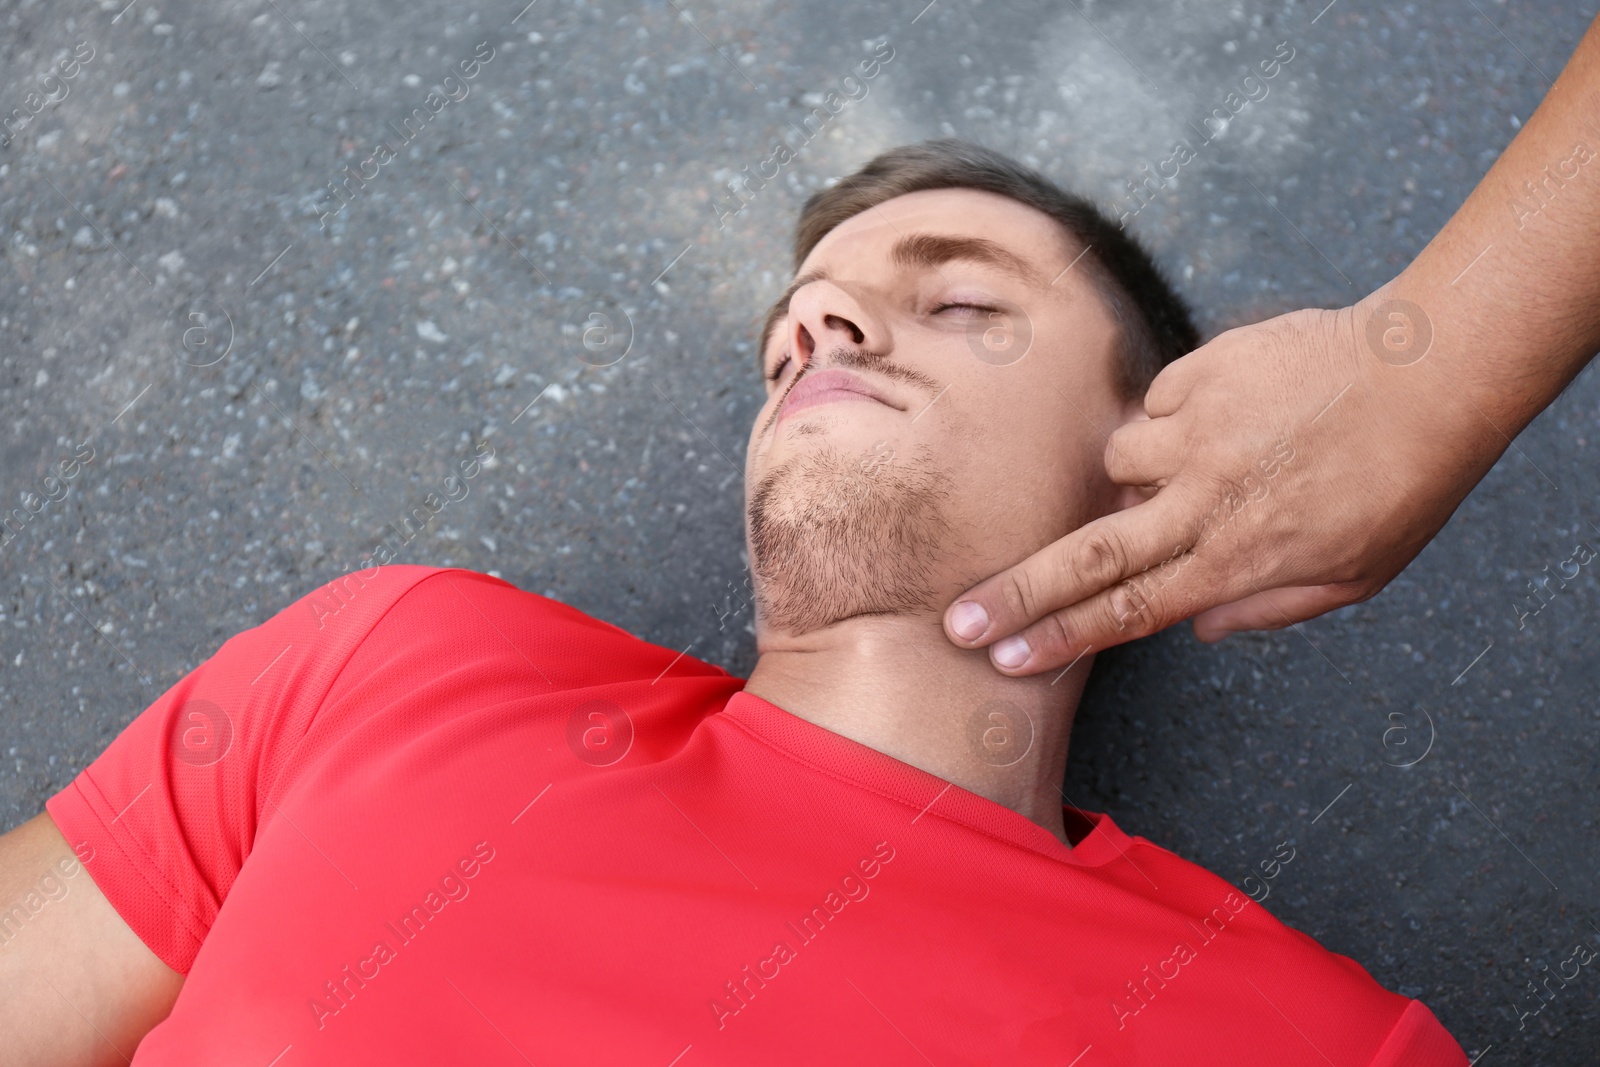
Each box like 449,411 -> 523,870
785,282 -> 878,372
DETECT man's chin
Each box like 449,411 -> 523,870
745,441 -> 956,637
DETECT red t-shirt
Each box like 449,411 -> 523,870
47,565 -> 1466,1065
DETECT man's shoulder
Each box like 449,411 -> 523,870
295,564 -> 732,686
302,564 -> 602,635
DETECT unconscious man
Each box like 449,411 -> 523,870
0,139 -> 1468,1065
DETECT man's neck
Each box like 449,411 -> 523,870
741,608 -> 1090,847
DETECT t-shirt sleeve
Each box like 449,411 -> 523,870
1275,904 -> 1468,1065
43,564 -> 456,975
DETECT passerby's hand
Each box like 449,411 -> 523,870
942,296 -> 1507,674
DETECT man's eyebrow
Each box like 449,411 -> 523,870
755,232 -> 1051,370
890,232 -> 1049,290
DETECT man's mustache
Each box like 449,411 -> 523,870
763,345 -> 941,432
818,345 -> 942,394
758,343 -> 942,440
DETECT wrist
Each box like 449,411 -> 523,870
1356,269 -> 1566,440
1342,283 -> 1520,488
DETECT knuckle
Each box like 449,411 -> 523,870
1030,609 -> 1074,661
1000,565 -> 1043,624
1104,576 -> 1160,638
1077,527 -> 1131,587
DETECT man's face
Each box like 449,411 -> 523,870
743,187 -> 1142,641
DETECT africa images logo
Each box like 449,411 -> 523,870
565,699 -> 634,767
1109,889 -> 1253,1030
168,698 -> 234,767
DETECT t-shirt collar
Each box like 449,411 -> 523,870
721,689 -> 1137,869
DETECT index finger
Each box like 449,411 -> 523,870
942,488 -> 1198,650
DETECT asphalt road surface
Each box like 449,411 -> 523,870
2,0 -> 1597,1061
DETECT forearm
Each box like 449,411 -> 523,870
1379,14 -> 1600,433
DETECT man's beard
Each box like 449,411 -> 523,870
746,438 -> 958,637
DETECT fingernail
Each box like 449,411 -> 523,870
992,634 -> 1030,669
949,600 -> 989,641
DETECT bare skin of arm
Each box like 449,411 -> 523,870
944,15 -> 1600,674
0,812 -> 183,1067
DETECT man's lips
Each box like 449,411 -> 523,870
776,368 -> 898,425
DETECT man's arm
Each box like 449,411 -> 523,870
0,567 -> 464,1066
942,15 -> 1600,671
0,811 -> 183,1067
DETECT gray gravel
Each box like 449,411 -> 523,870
2,0 -> 1597,1060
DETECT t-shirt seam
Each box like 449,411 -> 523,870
259,566 -> 469,815
59,776 -> 213,958
718,710 -> 1090,862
